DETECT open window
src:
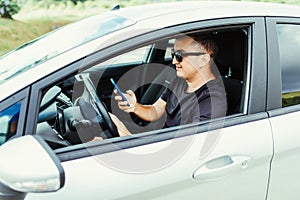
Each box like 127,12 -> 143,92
36,26 -> 249,149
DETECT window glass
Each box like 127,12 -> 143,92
277,24 -> 300,107
98,45 -> 152,67
0,102 -> 21,145
164,39 -> 175,61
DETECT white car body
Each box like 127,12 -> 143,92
0,1 -> 299,200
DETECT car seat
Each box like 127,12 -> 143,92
214,30 -> 247,115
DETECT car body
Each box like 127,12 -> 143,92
0,1 -> 300,199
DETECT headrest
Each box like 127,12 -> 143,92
214,31 -> 247,79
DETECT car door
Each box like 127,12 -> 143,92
25,17 -> 273,200
266,17 -> 300,200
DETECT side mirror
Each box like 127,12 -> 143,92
0,135 -> 65,199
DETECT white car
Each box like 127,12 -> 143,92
0,1 -> 300,199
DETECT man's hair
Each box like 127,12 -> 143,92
191,35 -> 218,60
175,33 -> 219,59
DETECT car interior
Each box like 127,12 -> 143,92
36,27 -> 248,150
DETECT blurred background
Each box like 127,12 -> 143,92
1,0 -> 300,56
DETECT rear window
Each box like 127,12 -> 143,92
277,24 -> 300,107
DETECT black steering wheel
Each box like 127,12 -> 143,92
80,74 -> 119,138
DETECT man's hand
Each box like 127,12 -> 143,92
88,136 -> 103,142
114,89 -> 137,113
109,113 -> 131,136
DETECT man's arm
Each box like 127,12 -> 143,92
114,89 -> 166,122
133,98 -> 166,122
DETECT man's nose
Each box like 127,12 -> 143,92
172,56 -> 179,64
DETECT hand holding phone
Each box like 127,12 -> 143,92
110,78 -> 130,106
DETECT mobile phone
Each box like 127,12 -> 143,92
110,78 -> 130,106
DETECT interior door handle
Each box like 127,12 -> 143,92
193,155 -> 251,181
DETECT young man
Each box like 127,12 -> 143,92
110,34 -> 227,136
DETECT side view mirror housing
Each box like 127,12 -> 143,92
0,135 -> 65,200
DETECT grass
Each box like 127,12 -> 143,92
0,0 -> 111,56
282,91 -> 300,107
0,17 -> 77,56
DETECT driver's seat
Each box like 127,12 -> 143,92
140,64 -> 176,104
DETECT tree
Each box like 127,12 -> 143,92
69,0 -> 85,5
0,0 -> 20,19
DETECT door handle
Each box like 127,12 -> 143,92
193,155 -> 251,181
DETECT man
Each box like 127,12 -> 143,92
110,34 -> 227,136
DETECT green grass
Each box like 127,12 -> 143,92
0,17 -> 77,56
282,91 -> 300,107
0,3 -> 102,56
0,0 -> 111,56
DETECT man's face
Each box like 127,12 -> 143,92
172,37 -> 208,80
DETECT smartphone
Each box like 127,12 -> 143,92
110,78 -> 130,106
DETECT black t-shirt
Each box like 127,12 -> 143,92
160,77 -> 227,128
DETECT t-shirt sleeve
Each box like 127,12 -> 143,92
160,86 -> 170,102
160,77 -> 178,102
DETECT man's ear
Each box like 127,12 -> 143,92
200,54 -> 210,66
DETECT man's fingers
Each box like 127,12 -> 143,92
114,95 -> 123,101
118,101 -> 130,107
126,90 -> 134,96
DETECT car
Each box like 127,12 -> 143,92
0,1 -> 300,199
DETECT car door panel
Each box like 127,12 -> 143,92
267,110 -> 300,200
26,114 -> 273,200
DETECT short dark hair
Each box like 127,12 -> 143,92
191,35 -> 218,59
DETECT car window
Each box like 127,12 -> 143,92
277,24 -> 300,107
98,45 -> 152,66
36,27 -> 249,150
0,102 -> 21,145
164,39 -> 175,61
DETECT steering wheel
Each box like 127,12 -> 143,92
80,74 -> 119,138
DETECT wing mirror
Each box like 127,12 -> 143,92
0,135 -> 65,199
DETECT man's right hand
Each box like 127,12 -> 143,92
114,89 -> 137,113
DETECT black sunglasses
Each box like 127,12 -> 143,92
171,50 -> 206,62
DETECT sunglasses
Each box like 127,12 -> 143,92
171,50 -> 206,62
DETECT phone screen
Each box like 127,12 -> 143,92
110,78 -> 130,106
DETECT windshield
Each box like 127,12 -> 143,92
0,12 -> 135,85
